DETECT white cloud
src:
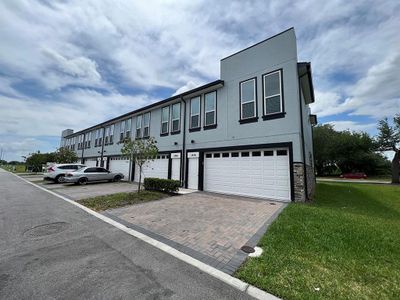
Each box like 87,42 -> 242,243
173,81 -> 203,96
327,120 -> 376,132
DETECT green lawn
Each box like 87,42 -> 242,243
236,182 -> 400,299
77,190 -> 169,211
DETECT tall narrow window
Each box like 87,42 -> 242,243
98,128 -> 103,146
126,119 -> 131,138
104,127 -> 109,145
136,115 -> 142,138
143,112 -> 150,138
263,70 -> 283,115
240,78 -> 257,120
204,91 -> 216,127
161,106 -> 169,135
109,124 -> 114,144
120,120 -> 125,141
190,96 -> 200,129
171,103 -> 181,133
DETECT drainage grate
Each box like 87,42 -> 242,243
241,245 -> 255,253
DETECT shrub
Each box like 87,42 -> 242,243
144,177 -> 180,193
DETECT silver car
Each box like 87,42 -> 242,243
64,167 -> 124,185
43,163 -> 86,183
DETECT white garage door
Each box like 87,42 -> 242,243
84,158 -> 97,168
204,148 -> 291,201
109,157 -> 130,181
134,154 -> 169,182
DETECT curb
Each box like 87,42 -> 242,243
10,171 -> 281,300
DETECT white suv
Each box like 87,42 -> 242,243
43,163 -> 86,183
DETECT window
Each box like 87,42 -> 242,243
277,149 -> 287,156
190,96 -> 200,129
240,78 -> 257,120
84,167 -> 97,173
98,128 -> 103,146
136,115 -> 142,138
263,70 -> 283,115
222,152 -> 229,158
171,103 -> 181,133
109,124 -> 114,144
126,119 -> 131,138
213,153 -> 220,158
264,150 -> 274,156
241,152 -> 250,157
143,112 -> 150,137
120,120 -> 125,141
231,152 -> 239,157
161,106 -> 169,135
105,127 -> 109,145
94,130 -> 99,147
252,151 -> 261,156
206,153 -> 212,158
204,91 -> 216,127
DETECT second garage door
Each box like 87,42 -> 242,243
109,157 -> 131,181
134,154 -> 169,182
204,148 -> 291,201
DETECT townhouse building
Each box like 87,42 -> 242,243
60,28 -> 316,202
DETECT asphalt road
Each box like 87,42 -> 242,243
0,169 -> 252,299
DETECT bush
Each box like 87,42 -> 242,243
143,177 -> 180,193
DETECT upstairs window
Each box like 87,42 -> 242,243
161,106 -> 169,135
105,127 -> 109,145
263,70 -> 283,115
120,120 -> 125,141
98,128 -> 103,146
190,96 -> 200,129
126,119 -> 131,139
171,103 -> 181,133
143,112 -> 150,138
109,124 -> 114,144
136,115 -> 142,138
204,91 -> 216,127
240,78 -> 257,120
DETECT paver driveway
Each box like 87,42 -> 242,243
105,192 -> 286,274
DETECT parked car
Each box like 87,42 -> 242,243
340,172 -> 368,179
43,163 -> 86,183
64,167 -> 124,185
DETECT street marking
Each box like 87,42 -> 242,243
10,171 -> 280,300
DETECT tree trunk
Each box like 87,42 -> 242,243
392,150 -> 399,184
138,165 -> 142,193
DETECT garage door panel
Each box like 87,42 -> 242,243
204,148 -> 290,201
109,157 -> 130,180
135,157 -> 169,182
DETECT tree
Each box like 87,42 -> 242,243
313,124 -> 391,176
121,137 -> 158,192
376,114 -> 400,184
54,147 -> 78,163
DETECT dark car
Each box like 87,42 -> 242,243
340,172 -> 368,179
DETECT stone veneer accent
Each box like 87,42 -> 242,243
293,163 -> 306,202
293,163 -> 315,202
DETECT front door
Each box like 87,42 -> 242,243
187,152 -> 199,189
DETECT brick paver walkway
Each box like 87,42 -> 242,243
106,192 -> 285,273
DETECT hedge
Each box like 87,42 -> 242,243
143,177 -> 180,193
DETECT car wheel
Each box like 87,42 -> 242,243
113,175 -> 122,182
55,174 -> 65,183
78,177 -> 88,185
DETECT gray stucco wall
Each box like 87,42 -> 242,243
62,28 -> 307,164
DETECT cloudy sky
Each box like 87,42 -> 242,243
0,0 -> 399,161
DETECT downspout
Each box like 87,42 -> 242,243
298,72 -> 309,201
100,127 -> 106,167
81,134 -> 85,164
181,97 -> 187,187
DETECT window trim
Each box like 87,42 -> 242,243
262,69 -> 286,120
142,112 -> 151,138
120,120 -> 125,141
160,106 -> 170,136
203,91 -> 217,129
171,102 -> 181,134
239,77 -> 258,123
135,115 -> 142,139
125,118 -> 132,139
189,96 -> 201,131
